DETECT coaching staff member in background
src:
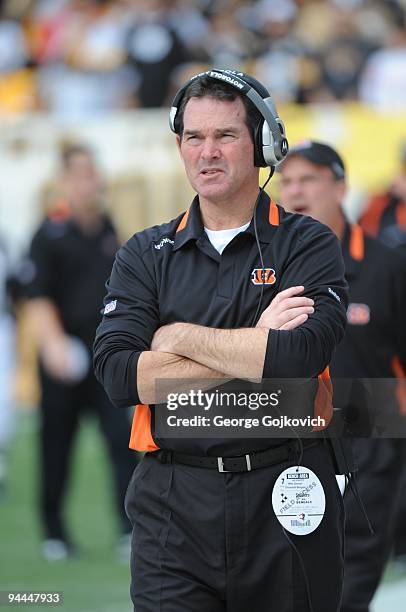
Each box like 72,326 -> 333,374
278,141 -> 406,612
94,70 -> 349,612
359,142 -> 406,254
23,144 -> 135,560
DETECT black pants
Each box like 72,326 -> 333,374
341,438 -> 406,612
39,367 -> 136,541
125,442 -> 345,612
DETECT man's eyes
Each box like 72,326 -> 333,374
185,133 -> 236,142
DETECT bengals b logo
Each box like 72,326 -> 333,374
251,268 -> 276,285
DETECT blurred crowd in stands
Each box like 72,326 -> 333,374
1,0 -> 406,117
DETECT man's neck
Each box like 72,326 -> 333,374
199,187 -> 261,230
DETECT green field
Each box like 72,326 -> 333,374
0,411 -> 133,612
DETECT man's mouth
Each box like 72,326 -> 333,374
200,168 -> 224,176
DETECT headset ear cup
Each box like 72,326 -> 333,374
260,119 -> 280,167
254,119 -> 266,167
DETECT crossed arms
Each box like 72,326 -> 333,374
93,226 -> 348,409
137,286 -> 314,404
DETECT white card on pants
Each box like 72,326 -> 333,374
272,466 -> 326,535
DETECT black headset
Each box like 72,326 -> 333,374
169,69 -> 289,168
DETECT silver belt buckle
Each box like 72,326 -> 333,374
217,455 -> 252,472
217,457 -> 229,472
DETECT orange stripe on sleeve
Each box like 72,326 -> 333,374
313,366 -> 333,431
129,404 -> 160,452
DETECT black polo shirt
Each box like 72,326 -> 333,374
331,223 -> 406,378
328,222 -> 406,434
94,192 -> 348,454
24,215 -> 119,348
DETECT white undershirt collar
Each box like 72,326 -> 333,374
204,222 -> 250,254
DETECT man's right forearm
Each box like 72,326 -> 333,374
137,350 -> 228,405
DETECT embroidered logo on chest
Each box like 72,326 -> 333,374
251,268 -> 276,285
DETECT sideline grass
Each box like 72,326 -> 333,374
0,411 -> 133,612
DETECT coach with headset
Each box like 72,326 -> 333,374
94,70 -> 349,611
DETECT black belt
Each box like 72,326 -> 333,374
150,439 -> 321,473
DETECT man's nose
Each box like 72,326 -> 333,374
201,138 -> 221,160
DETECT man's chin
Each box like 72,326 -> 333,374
194,183 -> 231,202
199,193 -> 231,205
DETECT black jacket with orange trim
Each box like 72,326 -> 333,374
93,192 -> 348,454
331,222 -> 406,379
330,222 -> 406,432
